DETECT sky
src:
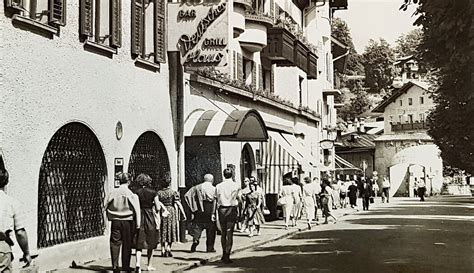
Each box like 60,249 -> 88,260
335,0 -> 420,53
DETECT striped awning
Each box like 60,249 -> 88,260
335,154 -> 361,171
261,131 -> 316,194
185,109 -> 268,141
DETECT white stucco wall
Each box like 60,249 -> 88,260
1,1 -> 176,270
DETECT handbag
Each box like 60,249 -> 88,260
277,196 -> 287,206
263,207 -> 271,215
369,196 -> 375,204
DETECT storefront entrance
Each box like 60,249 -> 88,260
240,143 -> 255,185
37,122 -> 107,248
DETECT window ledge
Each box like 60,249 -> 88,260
12,14 -> 58,35
84,40 -> 117,55
135,58 -> 160,72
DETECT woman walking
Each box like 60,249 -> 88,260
157,174 -> 181,257
320,180 -> 337,224
132,174 -> 166,272
302,177 -> 318,229
278,178 -> 295,229
291,178 -> 303,225
239,177 -> 251,233
244,183 -> 265,236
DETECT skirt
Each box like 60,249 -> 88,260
135,208 -> 159,250
246,206 -> 265,226
160,205 -> 178,243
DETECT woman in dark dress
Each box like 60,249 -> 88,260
132,174 -> 163,272
157,174 -> 184,257
348,181 -> 358,208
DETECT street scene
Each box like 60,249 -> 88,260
1,0 -> 473,272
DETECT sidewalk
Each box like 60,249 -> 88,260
56,204 -> 371,273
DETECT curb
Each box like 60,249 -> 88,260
171,208 -> 358,273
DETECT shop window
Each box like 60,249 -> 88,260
5,0 -> 66,34
131,0 -> 166,66
80,0 -> 122,53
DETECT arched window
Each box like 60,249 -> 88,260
37,123 -> 107,248
128,131 -> 170,191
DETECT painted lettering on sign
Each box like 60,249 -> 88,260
202,38 -> 226,49
185,49 -> 224,64
177,2 -> 226,57
178,9 -> 196,21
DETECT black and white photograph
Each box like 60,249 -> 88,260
0,0 -> 473,272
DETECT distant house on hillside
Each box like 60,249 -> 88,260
393,55 -> 428,88
371,81 -> 443,197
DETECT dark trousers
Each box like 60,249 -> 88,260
110,220 -> 133,271
382,188 -> 390,203
418,187 -> 426,201
362,196 -> 370,210
190,221 -> 216,250
218,206 -> 238,255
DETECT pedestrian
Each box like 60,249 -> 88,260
186,174 -> 217,253
417,178 -> 426,201
339,180 -> 348,208
132,174 -> 166,272
239,177 -> 251,233
382,177 -> 391,203
157,173 -> 183,258
362,180 -> 373,211
0,169 -> 32,272
291,177 -> 303,224
320,179 -> 337,224
214,167 -> 242,264
106,172 -> 141,273
278,178 -> 295,229
302,177 -> 318,229
413,178 -> 419,198
244,182 -> 265,237
331,180 -> 341,209
372,178 -> 379,198
313,177 -> 322,222
348,181 -> 358,208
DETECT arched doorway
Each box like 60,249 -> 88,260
240,143 -> 255,186
37,123 -> 107,248
128,132 -> 170,191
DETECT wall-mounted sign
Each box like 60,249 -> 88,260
168,0 -> 229,67
114,158 -> 124,188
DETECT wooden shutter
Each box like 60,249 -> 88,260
154,0 -> 166,63
233,52 -> 237,80
131,0 -> 144,56
49,0 -> 66,26
110,0 -> 122,47
270,0 -> 274,21
5,0 -> 24,9
237,53 -> 244,81
252,61 -> 257,87
258,64 -> 264,90
270,65 -> 275,93
80,0 -> 93,37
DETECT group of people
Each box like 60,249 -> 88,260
106,172 -> 185,272
278,176 -> 339,229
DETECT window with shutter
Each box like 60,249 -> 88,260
237,53 -> 244,81
252,62 -> 257,87
154,0 -> 166,63
131,0 -> 144,56
49,0 -> 66,26
80,0 -> 93,37
110,0 -> 122,47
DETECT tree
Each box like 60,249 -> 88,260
400,0 -> 474,173
394,28 -> 423,58
362,39 -> 395,93
337,81 -> 371,121
331,17 -> 364,76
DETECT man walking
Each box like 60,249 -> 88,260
382,177 -> 391,203
214,168 -> 241,264
0,169 -> 32,272
106,173 -> 141,272
186,174 -> 217,253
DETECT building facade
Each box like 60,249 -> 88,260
372,81 -> 443,197
1,1 -> 178,270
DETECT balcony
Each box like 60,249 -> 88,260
307,51 -> 318,79
239,12 -> 273,52
391,121 -> 429,132
294,40 -> 308,71
261,27 -> 295,65
232,4 -> 246,38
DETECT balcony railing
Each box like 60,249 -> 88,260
261,27 -> 295,65
391,121 -> 429,131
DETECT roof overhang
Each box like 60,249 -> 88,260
185,109 -> 269,142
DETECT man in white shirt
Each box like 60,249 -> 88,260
214,168 -> 241,264
0,169 -> 32,272
188,174 -> 217,253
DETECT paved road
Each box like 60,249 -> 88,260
188,196 -> 474,273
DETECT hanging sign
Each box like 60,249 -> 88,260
168,0 -> 229,67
